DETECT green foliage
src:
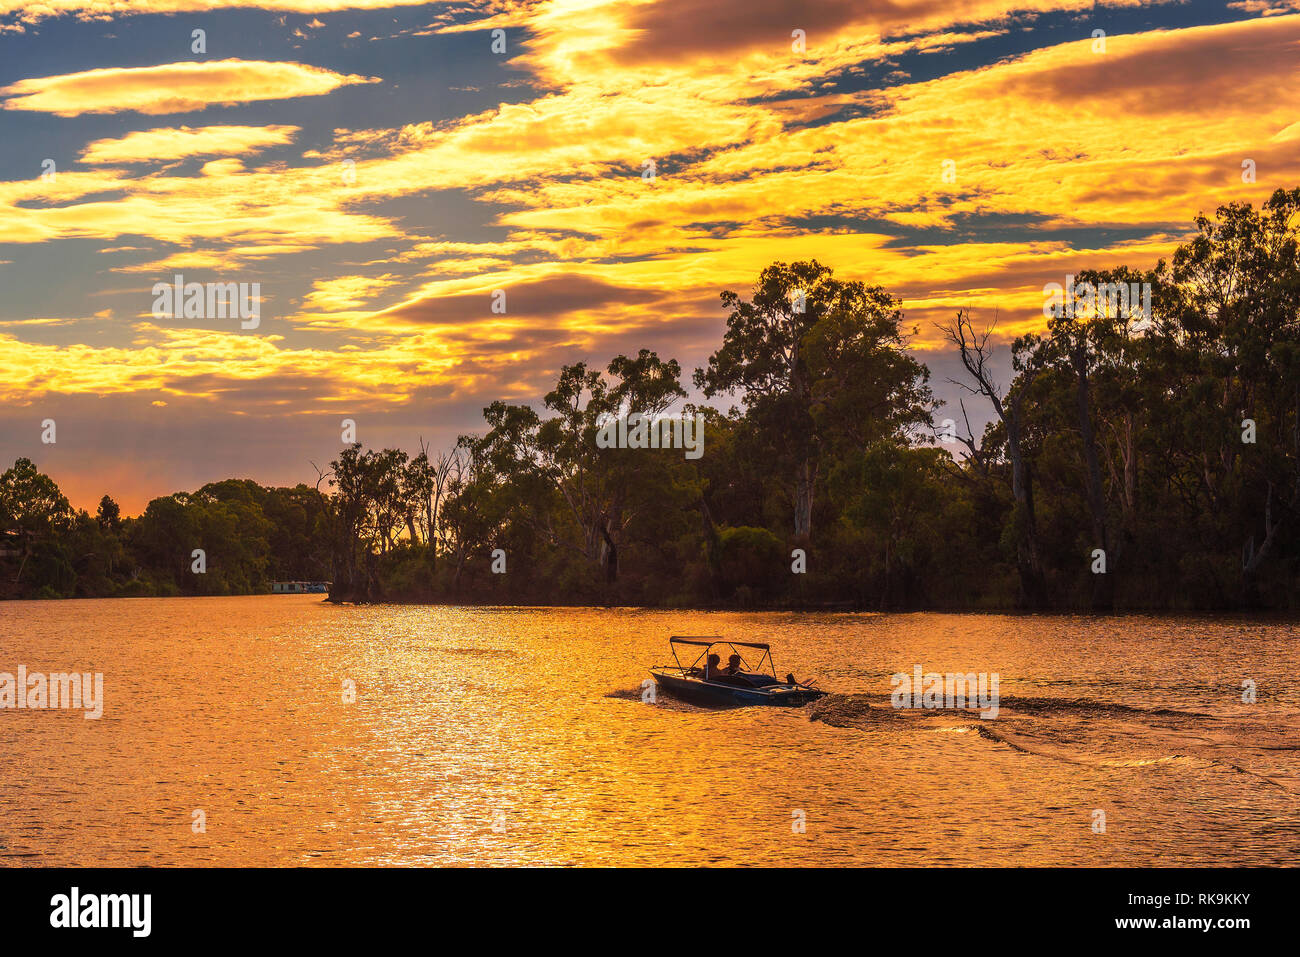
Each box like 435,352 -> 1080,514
0,459 -> 327,600
716,526 -> 784,598
6,191 -> 1300,610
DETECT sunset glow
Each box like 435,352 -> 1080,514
1,0 -> 1296,511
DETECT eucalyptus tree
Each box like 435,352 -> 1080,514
697,260 -> 932,542
467,350 -> 691,584
1163,187 -> 1300,598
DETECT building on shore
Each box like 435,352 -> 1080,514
270,581 -> 330,594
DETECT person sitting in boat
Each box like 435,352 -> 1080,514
707,652 -> 752,686
704,653 -> 722,679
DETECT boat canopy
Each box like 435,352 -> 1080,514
670,635 -> 770,650
664,636 -> 778,678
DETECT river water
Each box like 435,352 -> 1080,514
1,597 -> 1297,865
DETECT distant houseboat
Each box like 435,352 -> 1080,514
270,581 -> 330,594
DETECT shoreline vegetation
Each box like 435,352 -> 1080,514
6,190 -> 1300,612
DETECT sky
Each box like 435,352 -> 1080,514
0,0 -> 1297,514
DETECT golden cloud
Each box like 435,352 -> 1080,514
301,274 -> 404,312
80,125 -> 301,164
2,6 -> 1297,416
0,59 -> 379,116
0,0 -> 433,22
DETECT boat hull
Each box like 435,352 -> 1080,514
650,669 -> 824,707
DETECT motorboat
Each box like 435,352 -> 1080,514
649,636 -> 825,707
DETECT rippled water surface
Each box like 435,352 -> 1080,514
2,597 -> 1298,865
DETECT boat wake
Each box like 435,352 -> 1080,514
605,687 -> 719,712
807,692 -> 1300,794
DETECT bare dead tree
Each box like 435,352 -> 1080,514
941,309 -> 1047,608
936,396 -> 991,484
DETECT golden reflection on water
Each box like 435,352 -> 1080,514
1,597 -> 1298,865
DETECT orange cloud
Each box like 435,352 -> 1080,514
301,274 -> 404,312
0,59 -> 379,116
80,125 -> 301,164
0,0 -> 434,23
2,5 -> 1297,420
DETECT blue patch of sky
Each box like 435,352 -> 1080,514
0,238 -> 145,322
362,188 -> 513,245
786,210 -> 1170,249
0,9 -> 541,179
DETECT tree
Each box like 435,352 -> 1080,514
96,495 -> 122,531
0,458 -> 74,582
697,260 -> 931,541
943,312 -> 1049,608
467,350 -> 693,585
1165,188 -> 1300,598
